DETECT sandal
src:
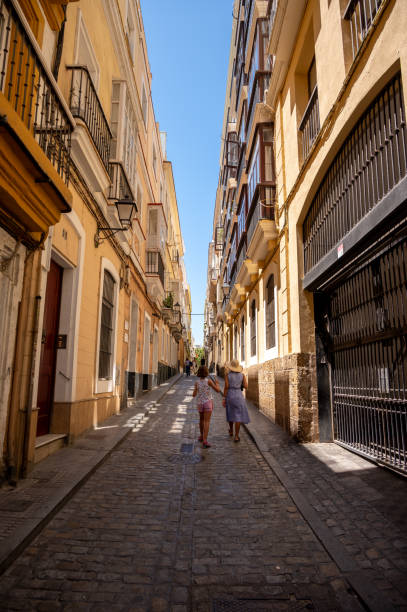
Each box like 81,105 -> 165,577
234,436 -> 240,443
203,441 -> 211,448
198,436 -> 203,442
228,428 -> 233,436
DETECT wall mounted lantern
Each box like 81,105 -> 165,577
94,198 -> 138,247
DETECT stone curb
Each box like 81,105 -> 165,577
243,400 -> 398,612
0,373 -> 183,576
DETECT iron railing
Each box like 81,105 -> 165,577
108,161 -> 134,202
67,65 -> 112,170
246,189 -> 275,247
344,0 -> 383,60
299,85 -> 320,162
330,234 -> 407,474
0,0 -> 72,184
303,74 -> 407,273
146,251 -> 165,288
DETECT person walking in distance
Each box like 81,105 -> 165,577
185,358 -> 191,377
223,359 -> 249,442
192,366 -> 221,448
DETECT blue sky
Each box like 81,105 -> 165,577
139,1 -> 232,345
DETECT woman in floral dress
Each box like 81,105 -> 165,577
223,359 -> 249,442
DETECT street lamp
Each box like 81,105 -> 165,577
94,198 -> 138,247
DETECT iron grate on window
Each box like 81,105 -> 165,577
303,73 -> 407,274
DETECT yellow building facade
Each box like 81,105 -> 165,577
206,0 -> 407,473
0,0 -> 190,483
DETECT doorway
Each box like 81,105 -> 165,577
36,260 -> 63,436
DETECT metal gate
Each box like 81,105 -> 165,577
327,233 -> 407,473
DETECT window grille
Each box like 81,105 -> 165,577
344,0 -> 383,60
265,275 -> 276,349
99,271 -> 115,379
303,73 -> 407,274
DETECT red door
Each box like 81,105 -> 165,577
36,260 -> 63,436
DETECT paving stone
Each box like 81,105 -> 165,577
0,378 -> 405,611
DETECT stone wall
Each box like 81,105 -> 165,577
244,353 -> 319,442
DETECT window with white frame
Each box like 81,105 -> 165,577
125,0 -> 137,62
240,315 -> 245,362
152,143 -> 157,177
110,81 -> 137,190
75,11 -> 100,89
250,300 -> 256,357
141,82 -> 148,127
99,270 -> 115,379
265,274 -> 276,350
136,184 -> 142,224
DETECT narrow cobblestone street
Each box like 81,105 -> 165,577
0,377 -> 406,611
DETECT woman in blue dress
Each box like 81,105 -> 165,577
223,359 -> 249,442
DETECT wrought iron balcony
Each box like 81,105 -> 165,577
146,251 -> 165,288
108,161 -> 135,202
344,0 -> 383,60
299,86 -> 320,162
67,65 -> 112,170
0,0 -> 72,184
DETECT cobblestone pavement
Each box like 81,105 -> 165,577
0,377 -> 405,611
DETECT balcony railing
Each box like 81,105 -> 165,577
0,0 -> 72,184
246,190 -> 275,248
299,86 -> 320,162
344,0 -> 383,60
146,251 -> 165,288
67,65 -> 112,170
108,161 -> 135,202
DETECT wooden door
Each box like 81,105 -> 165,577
36,260 -> 62,436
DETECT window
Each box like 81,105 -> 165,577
250,300 -> 256,357
136,184 -> 142,224
125,0 -> 137,61
307,56 -> 317,97
240,316 -> 245,362
141,82 -> 148,127
265,275 -> 276,350
75,12 -> 99,89
153,143 -> 157,177
110,82 -> 137,188
99,270 -> 115,379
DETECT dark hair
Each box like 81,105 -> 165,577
200,358 -> 206,366
197,366 -> 209,378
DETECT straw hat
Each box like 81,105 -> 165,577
228,359 -> 243,373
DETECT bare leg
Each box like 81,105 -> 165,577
234,422 -> 241,441
203,411 -> 212,446
198,413 -> 204,441
228,421 -> 233,435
